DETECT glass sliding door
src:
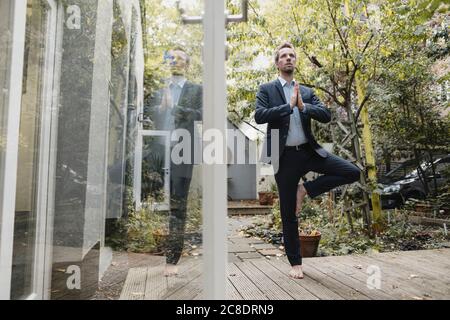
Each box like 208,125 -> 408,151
131,0 -> 211,300
11,0 -> 58,300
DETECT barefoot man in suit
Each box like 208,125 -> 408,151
255,42 -> 360,279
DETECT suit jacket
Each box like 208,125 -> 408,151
254,79 -> 331,169
144,81 -> 202,178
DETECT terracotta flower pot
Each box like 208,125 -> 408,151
299,233 -> 321,257
258,191 -> 276,205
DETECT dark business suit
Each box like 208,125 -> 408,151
255,79 -> 360,266
144,81 -> 202,265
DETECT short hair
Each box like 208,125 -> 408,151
170,47 -> 190,65
274,42 -> 296,64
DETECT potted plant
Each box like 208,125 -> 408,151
298,223 -> 321,257
125,195 -> 170,255
258,179 -> 278,205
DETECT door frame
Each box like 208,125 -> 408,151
0,0 -> 28,300
0,0 -> 61,300
32,0 -> 62,300
202,0 -> 227,299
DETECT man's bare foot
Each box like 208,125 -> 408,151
289,265 -> 304,279
296,184 -> 308,216
164,264 -> 178,277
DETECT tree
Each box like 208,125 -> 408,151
226,0 -> 449,233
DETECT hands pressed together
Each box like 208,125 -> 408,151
290,83 -> 305,112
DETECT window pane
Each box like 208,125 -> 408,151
136,0 -> 205,299
11,0 -> 50,300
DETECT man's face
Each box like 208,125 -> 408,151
168,50 -> 188,76
276,47 -> 296,74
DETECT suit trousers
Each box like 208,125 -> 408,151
274,144 -> 361,266
165,161 -> 193,265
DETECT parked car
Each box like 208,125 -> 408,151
379,154 -> 450,208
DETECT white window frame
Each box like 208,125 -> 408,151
202,0 -> 227,299
0,0 -> 28,300
134,130 -> 171,212
32,0 -> 62,300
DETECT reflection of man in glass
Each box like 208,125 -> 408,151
144,48 -> 202,276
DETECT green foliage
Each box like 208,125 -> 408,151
106,188 -> 203,254
225,0 -> 449,160
138,0 -> 449,242
185,187 -> 203,233
141,0 -> 203,100
125,206 -> 168,253
272,199 -> 282,231
249,196 -> 447,256
111,2 -> 128,59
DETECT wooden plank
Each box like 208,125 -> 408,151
312,257 -> 397,300
119,267 -> 147,300
303,258 -> 392,300
267,258 -> 344,300
371,251 -> 450,282
277,257 -> 368,300
353,254 -> 449,299
391,249 -> 450,269
336,144 -> 357,162
227,263 -> 268,300
194,274 -> 240,301
340,185 -> 349,200
144,257 -> 200,300
234,261 -> 293,300
165,272 -> 203,300
407,215 -> 450,226
356,254 -> 448,299
341,132 -> 356,147
355,182 -> 370,193
336,120 -> 350,135
332,255 -> 421,300
251,259 -> 319,300
344,201 -> 368,212
142,265 -> 166,300
226,279 -> 244,300
419,251 -> 450,269
228,244 -> 257,253
382,251 -> 450,278
161,260 -> 203,300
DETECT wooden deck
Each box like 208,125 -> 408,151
119,248 -> 450,300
